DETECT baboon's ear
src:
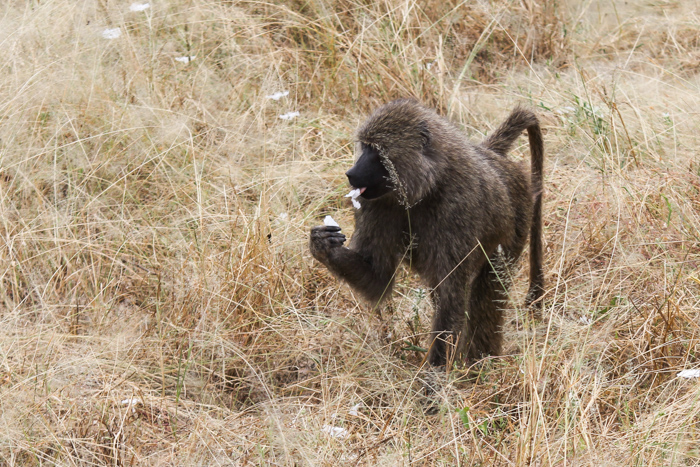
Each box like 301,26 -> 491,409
419,122 -> 430,147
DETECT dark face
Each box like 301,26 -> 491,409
345,143 -> 393,200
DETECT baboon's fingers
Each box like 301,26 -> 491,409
317,232 -> 345,241
310,231 -> 345,239
311,228 -> 345,241
311,225 -> 341,233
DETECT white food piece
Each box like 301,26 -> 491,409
175,56 -> 196,63
266,91 -> 289,100
279,111 -> 300,120
677,369 -> 700,379
345,188 -> 362,209
102,28 -> 122,40
323,216 -> 339,228
321,425 -> 349,439
129,2 -> 150,11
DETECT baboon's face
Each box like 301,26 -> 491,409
345,143 -> 392,200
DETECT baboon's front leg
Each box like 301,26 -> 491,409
310,225 -> 397,304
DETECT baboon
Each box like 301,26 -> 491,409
310,99 -> 544,366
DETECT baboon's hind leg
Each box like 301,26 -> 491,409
464,252 -> 513,361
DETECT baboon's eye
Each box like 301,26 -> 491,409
419,122 -> 430,146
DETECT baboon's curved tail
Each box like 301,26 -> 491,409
483,106 -> 545,309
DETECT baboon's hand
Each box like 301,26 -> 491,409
310,225 -> 346,264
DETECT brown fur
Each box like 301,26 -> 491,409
310,99 -> 545,365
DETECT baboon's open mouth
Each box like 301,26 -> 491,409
349,186 -> 367,195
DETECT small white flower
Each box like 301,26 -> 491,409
323,215 -> 339,228
279,111 -> 300,120
345,188 -> 362,209
102,28 -> 122,40
322,425 -> 349,438
579,316 -> 592,325
121,398 -> 141,406
266,91 -> 289,100
279,212 -> 289,221
677,369 -> 700,379
129,2 -> 150,11
175,55 -> 196,63
348,403 -> 363,416
555,106 -> 576,115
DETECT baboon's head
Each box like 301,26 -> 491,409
350,99 -> 445,206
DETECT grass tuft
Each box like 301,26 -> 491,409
0,0 -> 699,465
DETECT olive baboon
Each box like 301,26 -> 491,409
310,99 -> 544,366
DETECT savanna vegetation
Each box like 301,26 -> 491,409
0,0 -> 699,464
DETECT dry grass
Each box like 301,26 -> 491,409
0,0 -> 699,465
